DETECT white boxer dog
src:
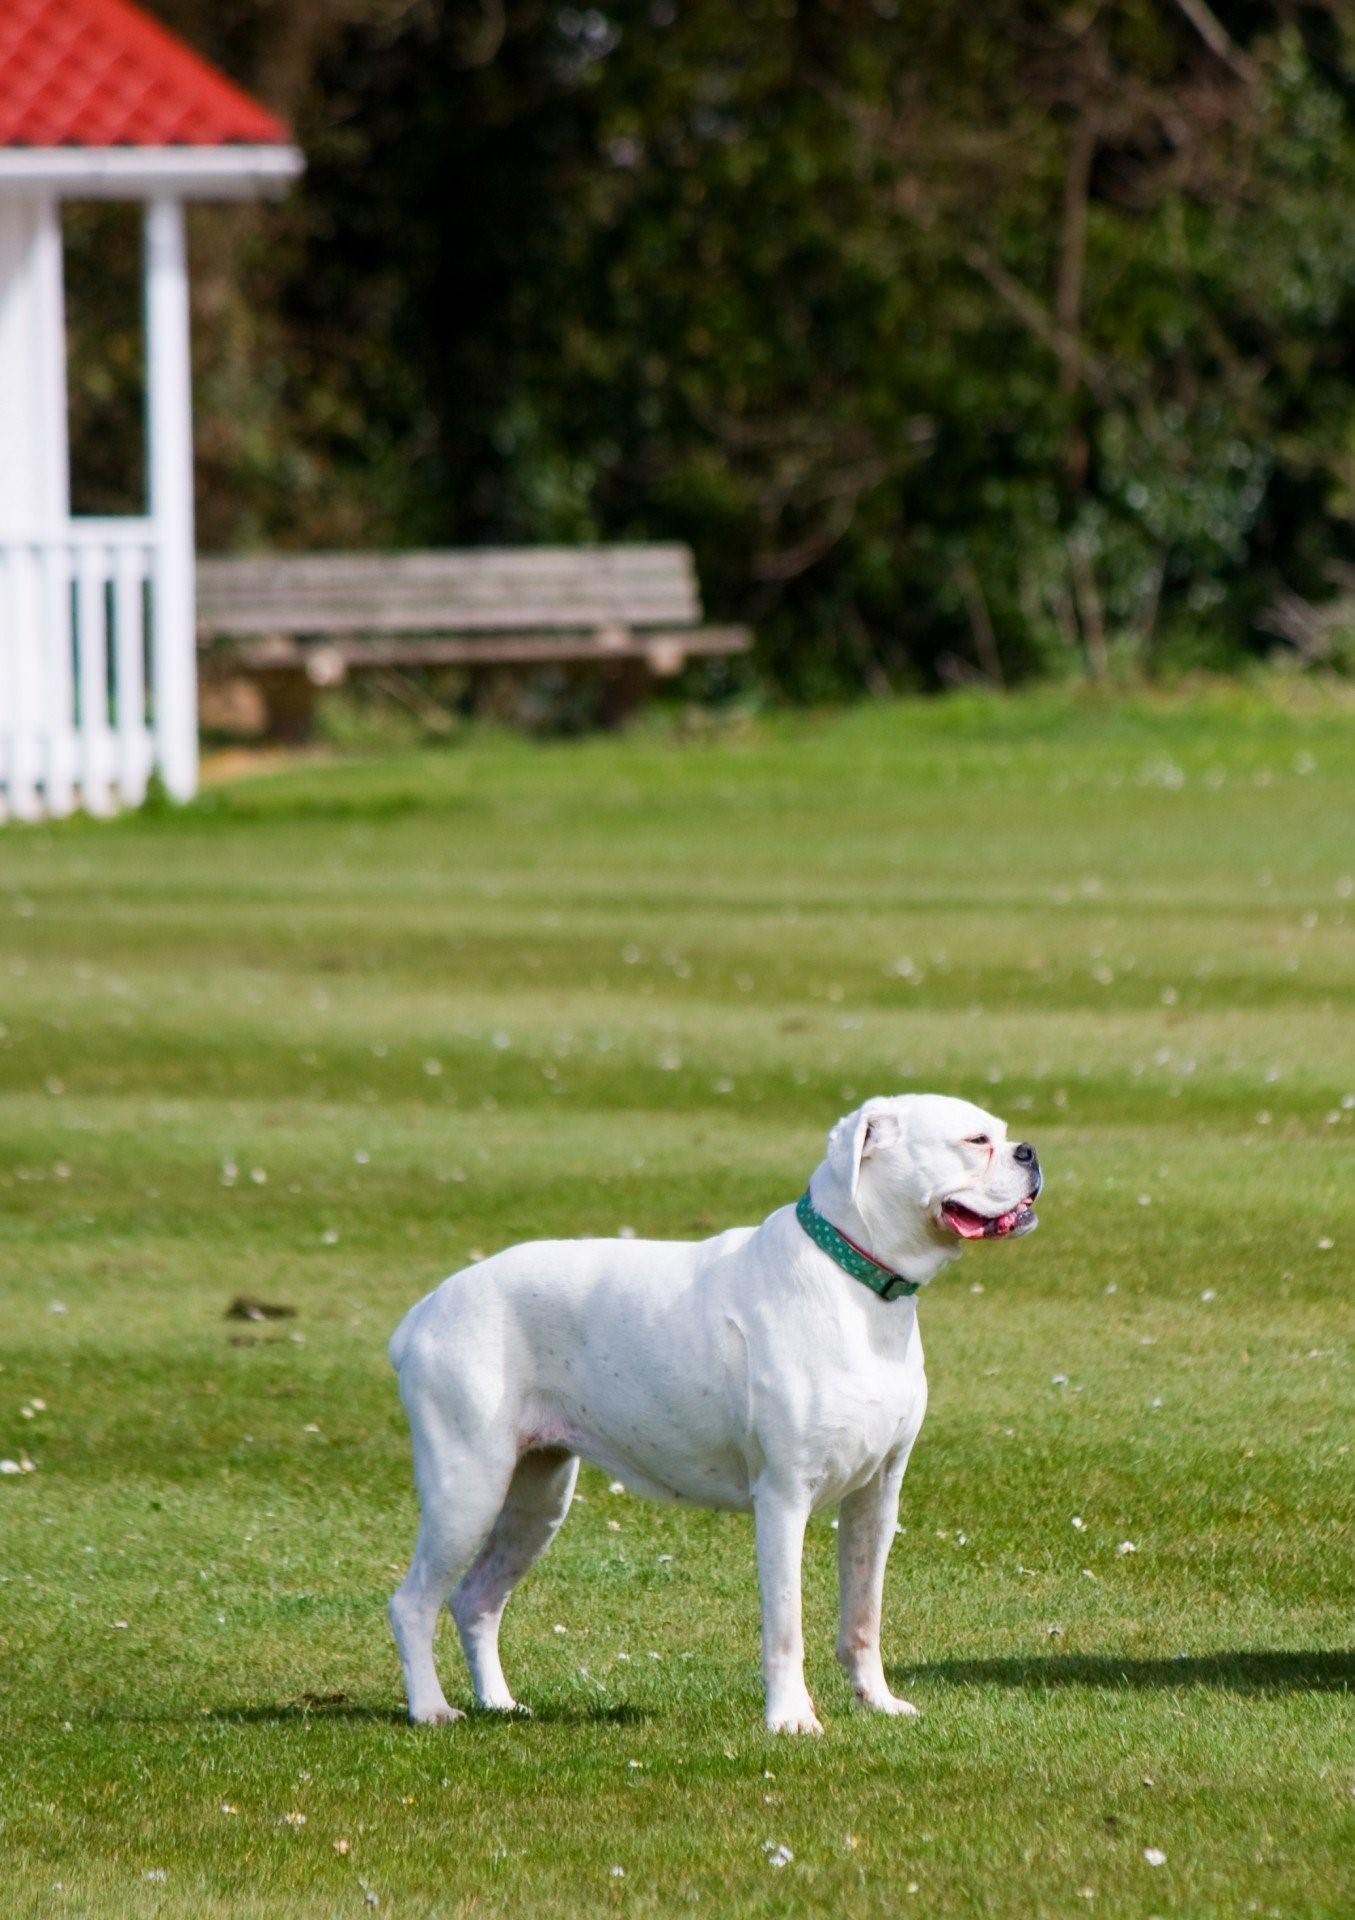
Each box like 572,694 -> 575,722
388,1092 -> 1041,1733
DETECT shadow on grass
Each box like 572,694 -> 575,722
895,1648 -> 1353,1695
196,1699 -> 651,1729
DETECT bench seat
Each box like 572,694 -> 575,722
196,544 -> 749,734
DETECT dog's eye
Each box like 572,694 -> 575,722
964,1134 -> 991,1147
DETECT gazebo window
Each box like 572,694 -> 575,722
65,202 -> 146,519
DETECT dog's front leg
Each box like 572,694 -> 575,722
835,1455 -> 918,1717
753,1482 -> 821,1734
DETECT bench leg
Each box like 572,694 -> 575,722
197,670 -> 269,741
259,669 -> 321,743
598,657 -> 652,728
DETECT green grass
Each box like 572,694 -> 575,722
1,686 -> 1351,1918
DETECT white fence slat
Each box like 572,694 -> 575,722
0,551 -> 13,818
1,546 -> 42,820
8,543 -> 45,819
114,544 -> 150,804
40,542 -> 76,817
75,542 -> 114,815
0,551 -> 12,800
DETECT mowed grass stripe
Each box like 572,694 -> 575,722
0,690 -> 1351,1917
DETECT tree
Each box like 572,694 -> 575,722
66,1 -> 1355,690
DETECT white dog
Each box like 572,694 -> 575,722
388,1092 -> 1041,1733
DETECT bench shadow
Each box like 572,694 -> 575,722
892,1648 -> 1353,1696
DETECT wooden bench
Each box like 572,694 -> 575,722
195,545 -> 750,737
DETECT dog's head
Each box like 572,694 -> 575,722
818,1093 -> 1042,1279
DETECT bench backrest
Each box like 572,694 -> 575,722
196,545 -> 701,638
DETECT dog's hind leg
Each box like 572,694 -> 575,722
450,1447 -> 579,1712
389,1420 -> 516,1725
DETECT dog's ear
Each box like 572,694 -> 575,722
826,1102 -> 899,1204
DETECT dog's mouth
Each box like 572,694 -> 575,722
938,1195 -> 1039,1240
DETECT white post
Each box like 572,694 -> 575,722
0,196 -> 69,523
0,196 -> 69,818
144,196 -> 198,802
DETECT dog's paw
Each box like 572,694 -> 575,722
766,1703 -> 824,1736
408,1703 -> 465,1726
477,1697 -> 532,1717
855,1687 -> 919,1718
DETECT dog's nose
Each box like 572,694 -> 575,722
1014,1142 -> 1042,1196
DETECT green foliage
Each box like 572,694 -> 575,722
64,3 -> 1355,687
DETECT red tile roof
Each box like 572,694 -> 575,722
0,0 -> 290,148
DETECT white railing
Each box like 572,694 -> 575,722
0,518 -> 178,820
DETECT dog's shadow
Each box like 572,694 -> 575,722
892,1648 -> 1353,1696
89,1650 -> 1349,1731
204,1699 -> 649,1729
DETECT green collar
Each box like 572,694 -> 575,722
795,1190 -> 920,1302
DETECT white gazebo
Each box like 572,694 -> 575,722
0,0 -> 302,817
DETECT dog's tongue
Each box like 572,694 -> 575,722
941,1199 -> 1028,1239
940,1200 -> 990,1239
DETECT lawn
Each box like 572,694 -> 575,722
0,687 -> 1351,1919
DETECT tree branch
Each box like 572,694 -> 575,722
1056,111 -> 1098,398
956,555 -> 1005,685
1168,0 -> 1257,84
958,241 -> 1118,405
